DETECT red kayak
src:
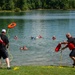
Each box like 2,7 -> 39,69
55,43 -> 61,52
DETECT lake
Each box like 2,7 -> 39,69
0,10 -> 75,66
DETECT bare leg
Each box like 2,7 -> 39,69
0,59 -> 2,68
71,56 -> 75,63
5,58 -> 10,68
70,56 -> 75,67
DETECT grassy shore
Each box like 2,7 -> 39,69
0,65 -> 75,75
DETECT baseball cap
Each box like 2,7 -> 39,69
2,29 -> 6,33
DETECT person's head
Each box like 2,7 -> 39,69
66,33 -> 72,39
1,29 -> 6,34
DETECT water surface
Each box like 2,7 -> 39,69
0,10 -> 75,66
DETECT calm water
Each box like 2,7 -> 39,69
0,10 -> 75,66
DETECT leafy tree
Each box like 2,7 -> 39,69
6,0 -> 14,10
0,0 -> 75,11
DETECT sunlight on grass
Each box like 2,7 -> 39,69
0,66 -> 75,75
13,67 -> 19,70
41,66 -> 54,68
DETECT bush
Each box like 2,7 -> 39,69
14,8 -> 21,12
0,7 -> 2,10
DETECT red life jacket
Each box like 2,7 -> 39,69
0,39 -> 6,45
68,43 -> 75,50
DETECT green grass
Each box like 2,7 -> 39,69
0,65 -> 75,75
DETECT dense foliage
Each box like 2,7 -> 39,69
0,0 -> 75,11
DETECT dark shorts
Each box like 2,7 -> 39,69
0,48 -> 8,59
69,49 -> 75,57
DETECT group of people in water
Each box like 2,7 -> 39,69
31,35 -> 56,40
14,35 -> 56,51
30,35 -> 43,40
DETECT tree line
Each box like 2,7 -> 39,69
0,0 -> 75,11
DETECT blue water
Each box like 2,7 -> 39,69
0,10 -> 75,66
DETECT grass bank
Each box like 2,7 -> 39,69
0,65 -> 75,75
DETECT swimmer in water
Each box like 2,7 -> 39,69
52,35 -> 56,40
14,35 -> 18,40
20,46 -> 28,51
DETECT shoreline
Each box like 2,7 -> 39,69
0,9 -> 75,12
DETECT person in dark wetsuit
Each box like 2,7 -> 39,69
60,33 -> 75,67
0,29 -> 11,69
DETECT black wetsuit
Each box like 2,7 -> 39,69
0,33 -> 9,59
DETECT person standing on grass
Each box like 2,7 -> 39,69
60,33 -> 75,67
0,29 -> 11,69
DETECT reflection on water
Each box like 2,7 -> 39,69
0,10 -> 75,66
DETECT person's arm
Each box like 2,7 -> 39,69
5,36 -> 9,49
60,41 -> 68,44
61,45 -> 68,50
59,41 -> 68,50
6,43 -> 9,49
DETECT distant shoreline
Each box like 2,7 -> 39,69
0,9 -> 75,12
